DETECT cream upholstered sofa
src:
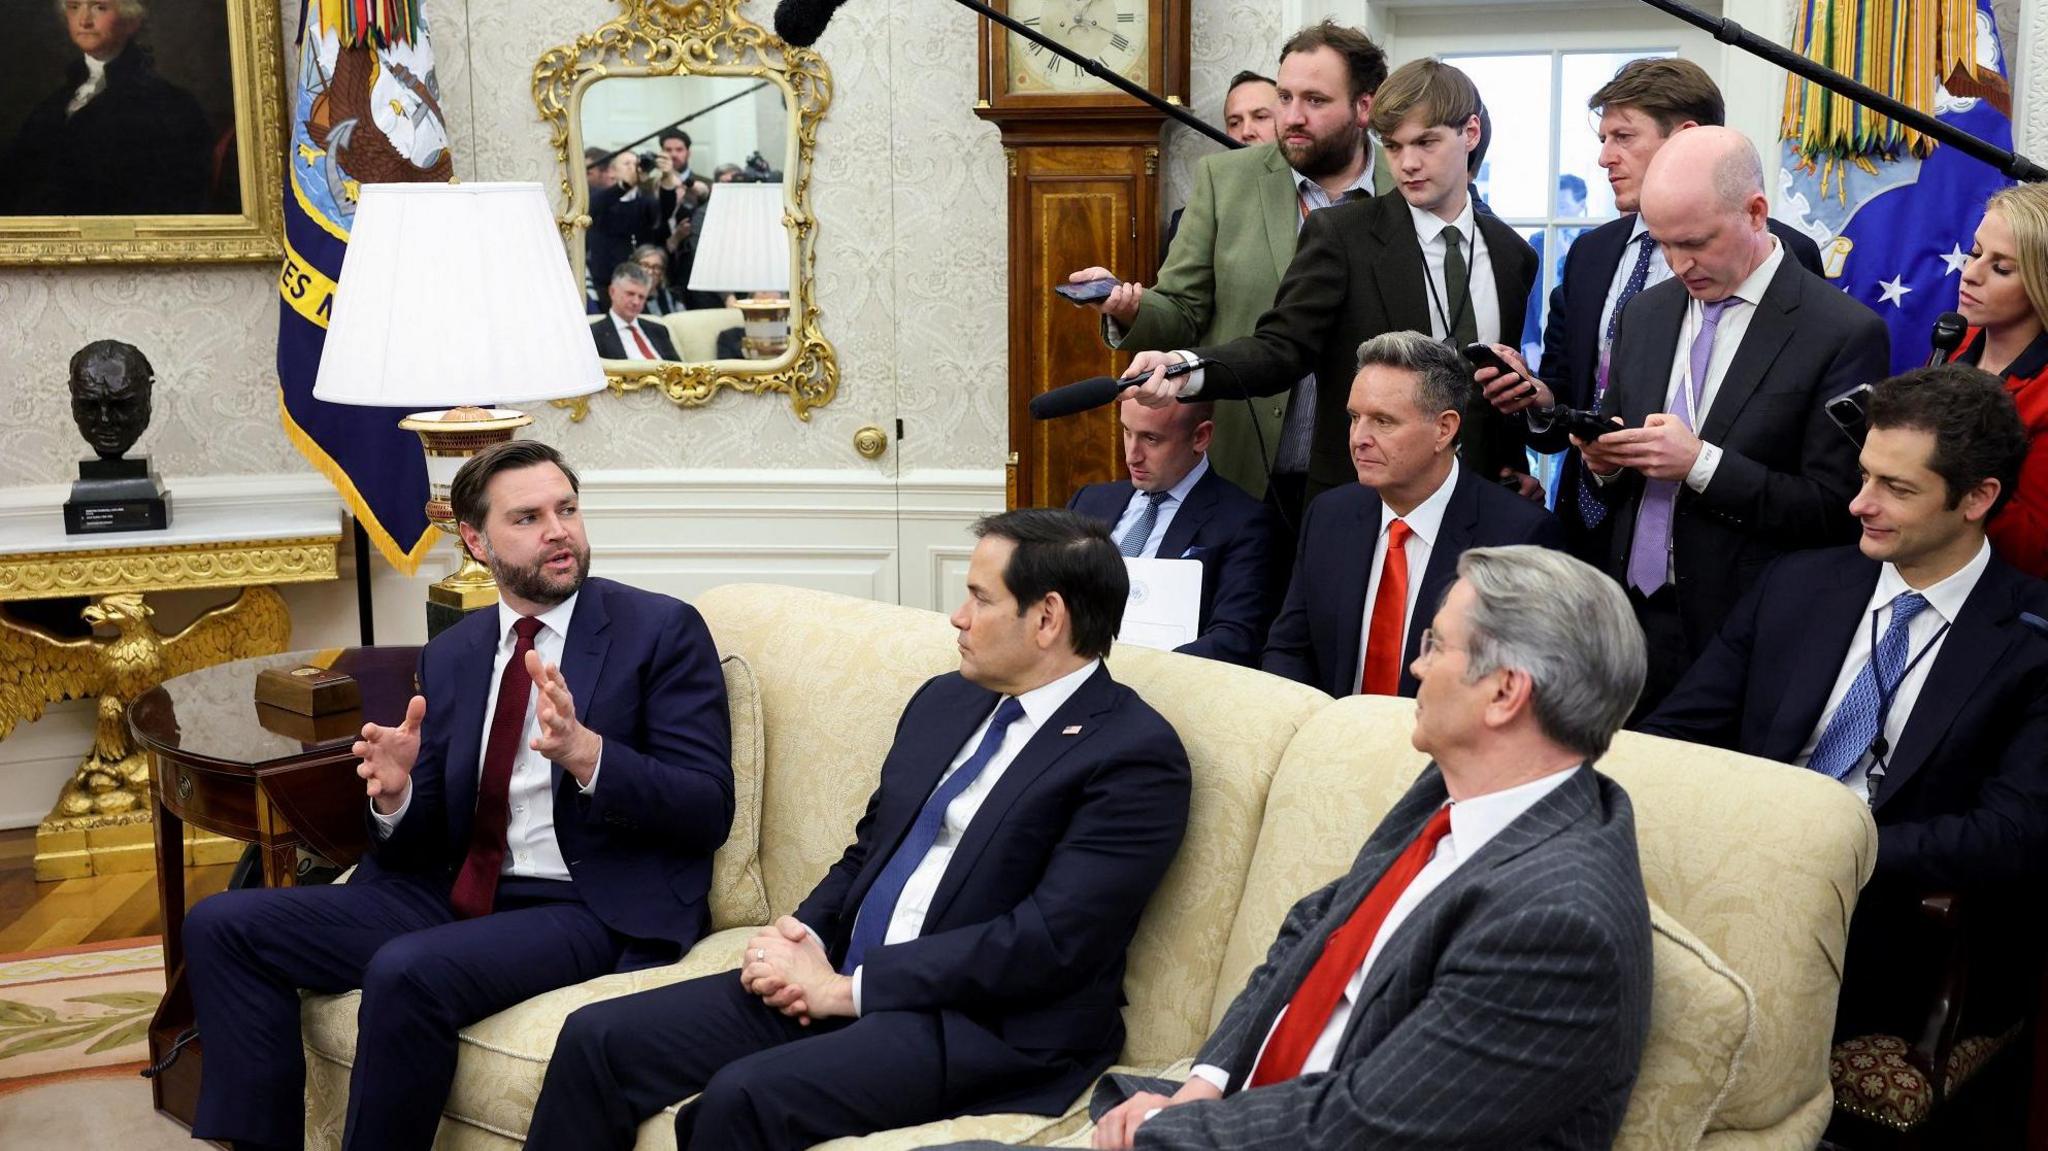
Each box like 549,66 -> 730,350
300,583 -> 1878,1150
654,307 -> 743,362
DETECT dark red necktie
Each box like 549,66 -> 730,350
1359,519 -> 1413,695
448,616 -> 544,919
626,322 -> 657,358
1248,805 -> 1455,1086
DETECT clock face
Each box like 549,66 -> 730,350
1006,0 -> 1149,94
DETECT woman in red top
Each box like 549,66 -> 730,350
1952,183 -> 2048,578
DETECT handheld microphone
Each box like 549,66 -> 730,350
1926,311 -> 1966,367
1027,360 -> 1205,420
773,0 -> 852,47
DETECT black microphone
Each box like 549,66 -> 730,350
773,0 -> 852,47
1927,311 -> 1967,367
1028,360 -> 1206,420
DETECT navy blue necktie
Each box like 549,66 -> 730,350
1580,233 -> 1658,530
841,697 -> 1027,974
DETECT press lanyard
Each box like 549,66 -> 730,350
1862,602 -> 1951,794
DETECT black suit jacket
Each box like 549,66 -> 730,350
360,578 -> 734,951
1263,467 -> 1565,698
1591,257 -> 1889,653
1642,546 -> 2048,891
1195,193 -> 1539,497
1533,217 -> 1825,562
589,315 -> 682,361
792,666 -> 1190,1113
1067,467 -> 1276,666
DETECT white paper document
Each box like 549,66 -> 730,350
1119,557 -> 1203,652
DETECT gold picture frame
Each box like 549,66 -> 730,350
535,0 -> 838,421
0,0 -> 288,265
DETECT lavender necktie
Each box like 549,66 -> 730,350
1626,297 -> 1734,595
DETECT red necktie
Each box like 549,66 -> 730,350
1359,519 -> 1414,695
1248,804 -> 1455,1086
448,616 -> 544,919
626,322 -> 657,359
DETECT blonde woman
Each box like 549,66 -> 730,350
1952,184 -> 2048,577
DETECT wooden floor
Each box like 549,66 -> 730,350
0,827 -> 235,954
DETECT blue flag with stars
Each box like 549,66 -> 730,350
1775,0 -> 2013,376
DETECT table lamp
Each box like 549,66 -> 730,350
686,182 -> 793,359
313,181 -> 605,635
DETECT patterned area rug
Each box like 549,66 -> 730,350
0,937 -> 162,1090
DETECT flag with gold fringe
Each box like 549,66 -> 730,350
1777,0 -> 2014,375
276,0 -> 453,574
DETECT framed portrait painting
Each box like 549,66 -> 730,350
0,0 -> 287,264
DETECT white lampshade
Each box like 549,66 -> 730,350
687,183 -> 792,294
313,182 -> 606,407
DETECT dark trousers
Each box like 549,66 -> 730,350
526,971 -> 1064,1151
183,874 -> 627,1151
1629,586 -> 1692,721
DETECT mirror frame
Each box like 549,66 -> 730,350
535,0 -> 836,421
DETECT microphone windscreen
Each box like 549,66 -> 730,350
1029,377 -> 1126,420
773,0 -> 848,47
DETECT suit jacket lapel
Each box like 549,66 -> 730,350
1329,490 -> 1383,695
841,682 -> 1003,917
1762,559 -> 1878,761
1698,261 -> 1800,444
1157,470 -> 1220,559
1369,196 -> 1434,337
922,666 -> 1116,925
1478,214 -> 1533,334
443,617 -> 500,848
552,583 -> 612,790
1262,148 -> 1301,281
1616,285 -> 1689,423
1878,565 -> 2021,806
1399,470 -> 1477,696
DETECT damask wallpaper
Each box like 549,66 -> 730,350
0,0 -> 2036,487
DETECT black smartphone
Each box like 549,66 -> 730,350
1462,341 -> 1515,377
1557,407 -> 1621,441
1054,278 -> 1117,303
1824,384 -> 1871,446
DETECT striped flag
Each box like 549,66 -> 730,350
276,0 -> 453,573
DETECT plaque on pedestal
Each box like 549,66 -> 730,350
62,340 -> 174,534
64,456 -> 172,534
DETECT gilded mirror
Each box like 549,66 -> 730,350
536,0 -> 835,419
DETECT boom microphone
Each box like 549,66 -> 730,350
1028,360 -> 1206,420
773,0 -> 851,47
1926,311 -> 1967,367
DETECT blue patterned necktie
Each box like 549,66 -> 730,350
841,696 -> 1027,974
1579,233 -> 1659,530
1117,490 -> 1170,558
1806,593 -> 1932,780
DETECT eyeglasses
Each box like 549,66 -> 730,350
1417,628 -> 1464,661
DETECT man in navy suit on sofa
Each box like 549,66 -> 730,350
182,440 -> 734,1151
1264,331 -> 1563,699
1068,395 -> 1276,665
523,508 -> 1192,1151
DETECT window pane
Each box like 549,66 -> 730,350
1559,50 -> 1673,220
1446,54 -> 1552,221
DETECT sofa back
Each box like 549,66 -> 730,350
1214,696 -> 1875,1150
690,583 -> 1326,1070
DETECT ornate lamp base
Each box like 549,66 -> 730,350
397,407 -> 533,638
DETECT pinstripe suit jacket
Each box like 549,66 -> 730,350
1136,764 -> 1652,1149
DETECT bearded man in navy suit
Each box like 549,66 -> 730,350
524,508 -> 1192,1151
1067,396 -> 1276,665
183,440 -> 734,1151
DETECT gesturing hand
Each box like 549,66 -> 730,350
356,694 -> 425,816
524,651 -> 602,785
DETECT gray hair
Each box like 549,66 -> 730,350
1355,330 -> 1472,431
628,243 -> 668,268
1455,545 -> 1646,758
609,260 -> 654,289
56,0 -> 147,21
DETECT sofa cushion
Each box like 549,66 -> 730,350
1617,903 -> 1757,1150
707,653 -> 769,929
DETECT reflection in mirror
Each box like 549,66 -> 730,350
578,77 -> 792,368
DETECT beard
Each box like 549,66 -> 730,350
1282,118 -> 1366,181
484,538 -> 591,606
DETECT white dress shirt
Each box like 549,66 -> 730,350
371,594 -> 600,882
1596,217 -> 1675,345
1410,197 -> 1501,347
68,54 -> 109,116
1796,542 -> 1989,802
1190,766 -> 1582,1092
608,311 -> 661,359
1352,459 -> 1460,693
1656,238 -> 1786,495
1112,456 -> 1209,558
834,658 -> 1102,1014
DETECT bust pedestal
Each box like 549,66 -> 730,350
64,456 -> 172,534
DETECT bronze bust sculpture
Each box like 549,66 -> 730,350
64,339 -> 170,533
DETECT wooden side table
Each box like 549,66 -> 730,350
132,645 -> 418,1129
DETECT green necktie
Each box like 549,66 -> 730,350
1440,224 -> 1479,346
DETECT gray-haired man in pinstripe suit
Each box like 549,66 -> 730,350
1091,545 -> 1656,1149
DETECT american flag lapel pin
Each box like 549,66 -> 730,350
1062,725 -> 1083,735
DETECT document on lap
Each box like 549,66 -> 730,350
1119,558 -> 1202,651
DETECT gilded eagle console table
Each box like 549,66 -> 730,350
0,499 -> 342,879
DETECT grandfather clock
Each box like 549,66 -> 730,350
975,0 -> 1190,508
